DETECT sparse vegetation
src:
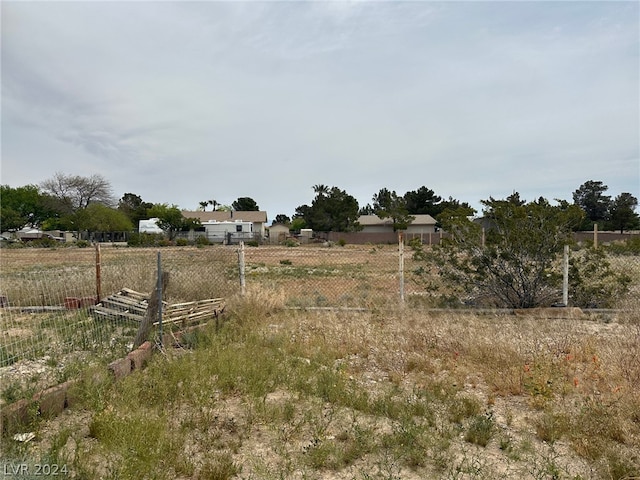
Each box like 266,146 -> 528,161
2,287 -> 639,478
1,244 -> 639,478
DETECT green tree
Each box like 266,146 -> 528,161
573,180 -> 611,228
403,186 -> 442,215
359,204 -> 375,215
0,184 -> 55,230
297,186 -> 360,232
290,217 -> 307,231
273,214 -> 291,225
73,204 -> 133,232
372,188 -> 414,231
421,195 -> 584,308
118,193 -> 153,227
292,206 -> 310,231
232,197 -> 260,211
312,184 -> 330,197
606,193 -> 639,233
147,204 -> 186,239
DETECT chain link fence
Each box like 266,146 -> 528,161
1,240 -> 638,394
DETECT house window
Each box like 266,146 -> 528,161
236,225 -> 243,232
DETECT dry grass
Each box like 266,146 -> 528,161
3,288 -> 639,479
1,245 -> 639,478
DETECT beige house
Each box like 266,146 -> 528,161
267,223 -> 290,244
182,210 -> 268,238
358,214 -> 437,234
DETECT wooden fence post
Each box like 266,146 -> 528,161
238,242 -> 246,296
399,233 -> 405,304
95,243 -> 102,302
133,267 -> 170,349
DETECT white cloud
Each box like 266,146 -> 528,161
1,1 -> 638,218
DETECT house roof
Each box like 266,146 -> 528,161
357,214 -> 437,226
182,211 -> 267,223
358,215 -> 394,227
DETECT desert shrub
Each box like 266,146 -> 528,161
605,236 -> 640,255
569,247 -> 632,308
535,410 -> 570,443
199,453 -> 240,480
408,237 -> 422,250
421,198 -> 583,308
175,238 -> 189,246
195,235 -> 210,246
464,411 -> 496,447
127,232 -> 166,247
0,345 -> 19,367
27,237 -> 60,248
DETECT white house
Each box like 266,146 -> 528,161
182,210 -> 268,239
202,220 -> 254,244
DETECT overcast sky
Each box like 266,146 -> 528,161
2,1 -> 638,220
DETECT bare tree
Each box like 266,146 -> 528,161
40,172 -> 115,213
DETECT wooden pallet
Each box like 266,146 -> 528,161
91,289 -> 225,326
90,289 -> 150,323
157,298 -> 225,327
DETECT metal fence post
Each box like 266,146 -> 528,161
399,233 -> 405,304
238,241 -> 246,296
95,242 -> 102,303
562,245 -> 569,306
157,251 -> 163,347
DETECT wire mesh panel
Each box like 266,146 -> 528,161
0,245 -> 240,405
95,246 -> 239,305
241,244 -> 403,308
1,240 -> 637,404
0,248 -> 114,369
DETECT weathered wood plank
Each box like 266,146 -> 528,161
90,306 -> 145,323
100,296 -> 148,314
120,288 -> 149,301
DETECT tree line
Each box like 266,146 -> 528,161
0,172 -> 638,235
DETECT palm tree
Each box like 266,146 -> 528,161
208,199 -> 218,211
313,184 -> 329,198
198,201 -> 208,211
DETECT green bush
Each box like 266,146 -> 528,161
465,412 -> 496,447
408,237 -> 422,250
606,237 -> 640,255
195,235 -> 210,246
27,238 -> 59,248
569,247 -> 632,308
176,238 -> 189,246
127,232 -> 166,247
